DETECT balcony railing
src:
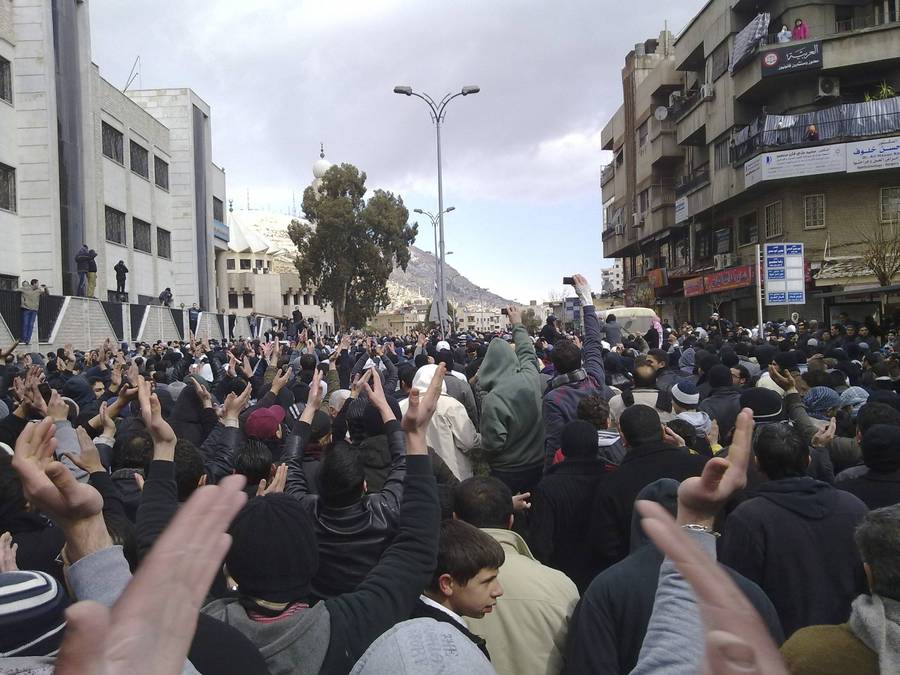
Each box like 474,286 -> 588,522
732,96 -> 900,164
669,86 -> 712,121
601,163 -> 616,185
675,165 -> 710,197
651,184 -> 677,210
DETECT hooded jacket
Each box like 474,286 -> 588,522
720,476 -> 868,637
566,480 -> 783,675
697,385 -> 742,442
477,325 -> 544,472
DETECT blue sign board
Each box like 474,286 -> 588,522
764,242 -> 805,307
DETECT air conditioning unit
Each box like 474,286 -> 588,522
700,83 -> 714,100
633,213 -> 645,228
818,76 -> 840,98
724,253 -> 736,267
668,91 -> 683,108
714,254 -> 727,270
615,223 -> 625,235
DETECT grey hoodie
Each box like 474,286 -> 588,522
849,594 -> 900,675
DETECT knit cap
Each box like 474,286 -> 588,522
740,387 -> 785,422
226,493 -> 319,603
0,570 -> 67,657
672,380 -> 700,407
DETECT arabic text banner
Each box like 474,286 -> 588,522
847,136 -> 900,173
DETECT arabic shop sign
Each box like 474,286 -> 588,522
744,144 -> 846,186
760,41 -> 822,78
704,265 -> 755,294
683,277 -> 706,298
847,136 -> 900,173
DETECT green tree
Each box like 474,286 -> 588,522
289,163 -> 417,330
521,308 -> 541,334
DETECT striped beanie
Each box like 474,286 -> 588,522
0,570 -> 68,657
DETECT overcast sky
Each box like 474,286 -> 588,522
90,0 -> 706,303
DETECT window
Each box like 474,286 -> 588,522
133,218 -> 152,253
105,206 -> 126,244
303,294 -> 310,305
638,189 -> 650,215
130,141 -> 149,178
226,258 -> 235,270
0,274 -> 19,291
0,163 -> 15,213
765,201 -> 783,238
213,197 -> 224,222
714,227 -> 732,254
0,57 -> 11,104
637,121 -> 649,148
695,228 -> 713,260
313,294 -> 319,305
154,156 -> 169,190
242,292 -> 253,308
282,294 -> 289,305
239,259 -> 251,270
714,138 -> 731,169
228,293 -> 239,309
803,194 -> 826,229
255,259 -> 264,269
102,122 -> 124,164
157,228 -> 171,259
709,42 -> 729,81
738,211 -> 758,245
292,294 -> 299,305
881,187 -> 900,223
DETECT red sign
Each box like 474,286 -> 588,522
683,277 -> 706,297
703,264 -> 755,293
648,268 -> 669,288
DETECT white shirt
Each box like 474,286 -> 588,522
419,594 -> 467,628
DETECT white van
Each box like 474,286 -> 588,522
594,306 -> 660,337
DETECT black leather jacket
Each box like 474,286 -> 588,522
285,418 -> 406,600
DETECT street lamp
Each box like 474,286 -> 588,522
414,206 -> 455,302
396,85 -> 480,336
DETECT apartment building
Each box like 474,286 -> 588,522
601,259 -> 625,293
0,0 -> 226,308
601,1 -> 900,326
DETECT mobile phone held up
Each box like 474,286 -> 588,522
562,276 -> 575,286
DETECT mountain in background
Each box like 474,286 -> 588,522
387,245 -> 514,310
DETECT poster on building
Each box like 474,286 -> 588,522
704,265 -> 755,294
675,196 -> 690,223
744,155 -> 762,188
846,136 -> 900,173
683,277 -> 706,298
760,41 -> 822,77
648,268 -> 669,288
756,145 -> 846,182
764,243 -> 805,306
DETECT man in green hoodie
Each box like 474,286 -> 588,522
477,305 -> 545,494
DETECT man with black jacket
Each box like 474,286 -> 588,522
588,404 -> 706,573
719,422 -> 868,637
284,368 -> 406,599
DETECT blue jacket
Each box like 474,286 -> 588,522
542,305 -> 613,469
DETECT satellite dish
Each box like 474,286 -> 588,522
654,106 -> 669,121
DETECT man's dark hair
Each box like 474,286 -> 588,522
633,364 -> 657,389
857,402 -> 900,435
647,349 -> 668,367
115,430 -> 153,471
398,363 -> 416,389
426,519 -> 505,593
453,477 -> 513,529
577,394 -> 610,429
619,405 -> 662,447
318,441 -> 365,508
606,314 -> 616,323
299,354 -> 317,372
234,440 -> 273,484
551,339 -> 581,374
753,423 -> 808,480
174,439 -> 205,501
855,504 -> 900,602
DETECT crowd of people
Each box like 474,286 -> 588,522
0,272 -> 898,674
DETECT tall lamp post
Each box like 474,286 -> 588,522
414,206 -> 455,309
395,85 -> 480,336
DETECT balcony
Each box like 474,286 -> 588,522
601,162 -> 616,186
732,95 -> 900,165
675,165 -> 710,197
669,84 -> 713,122
649,118 -> 682,166
651,183 -> 676,211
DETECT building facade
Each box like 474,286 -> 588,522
601,1 -> 900,327
601,259 -> 625,294
0,0 -> 225,308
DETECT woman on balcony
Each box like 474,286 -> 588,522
792,18 -> 809,40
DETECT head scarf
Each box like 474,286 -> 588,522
839,386 -> 869,418
803,386 -> 842,420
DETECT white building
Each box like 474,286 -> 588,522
0,0 -> 225,306
601,259 -> 625,294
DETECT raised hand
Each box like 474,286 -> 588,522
192,377 -> 213,409
362,367 -> 389,413
64,427 -> 105,474
812,417 -> 836,449
223,381 -> 252,422
0,340 -> 19,359
512,492 -> 531,512
270,367 -> 293,395
0,531 -> 17,572
54,475 -> 248,675
256,464 -> 287,496
506,305 -> 522,326
767,363 -> 795,391
351,367 -> 374,400
138,377 -> 176,456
